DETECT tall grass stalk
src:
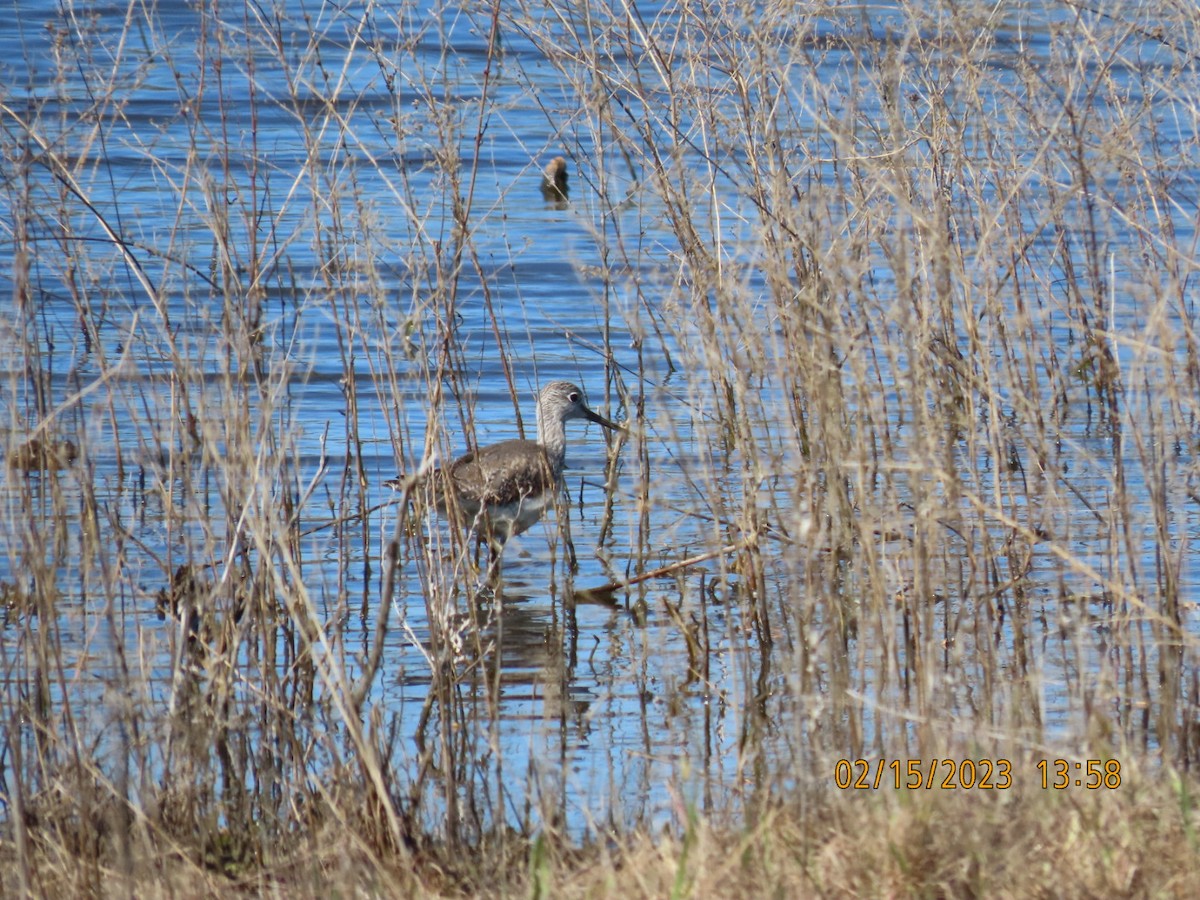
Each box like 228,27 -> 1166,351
2,0 -> 1200,894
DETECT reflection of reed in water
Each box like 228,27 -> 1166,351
499,595 -> 593,723
406,582 -> 615,831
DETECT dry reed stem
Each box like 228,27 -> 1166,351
2,0 -> 1200,893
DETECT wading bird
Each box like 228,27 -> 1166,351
391,381 -> 618,574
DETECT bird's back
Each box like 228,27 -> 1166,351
443,439 -> 555,509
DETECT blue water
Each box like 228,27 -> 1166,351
2,0 -> 1199,839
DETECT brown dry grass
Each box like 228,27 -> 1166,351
6,770 -> 1199,898
3,0 -> 1200,896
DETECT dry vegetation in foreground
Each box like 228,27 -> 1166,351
5,772 -> 1200,898
4,0 -> 1200,896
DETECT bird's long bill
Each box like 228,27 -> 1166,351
584,406 -> 619,431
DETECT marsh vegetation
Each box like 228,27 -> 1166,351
3,0 -> 1200,895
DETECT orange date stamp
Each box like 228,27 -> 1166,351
1036,758 -> 1122,789
833,758 -> 1013,790
834,758 -> 1124,790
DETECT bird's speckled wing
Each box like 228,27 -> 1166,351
444,439 -> 557,508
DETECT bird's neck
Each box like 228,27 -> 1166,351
536,417 -> 567,473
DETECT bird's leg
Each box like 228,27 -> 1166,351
466,542 -> 503,603
482,538 -> 505,592
469,516 -> 489,570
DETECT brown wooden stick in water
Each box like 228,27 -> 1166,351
589,539 -> 752,594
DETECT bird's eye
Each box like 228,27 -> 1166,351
568,391 -> 580,402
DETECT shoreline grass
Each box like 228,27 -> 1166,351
6,765 -> 1198,897
3,0 -> 1200,894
